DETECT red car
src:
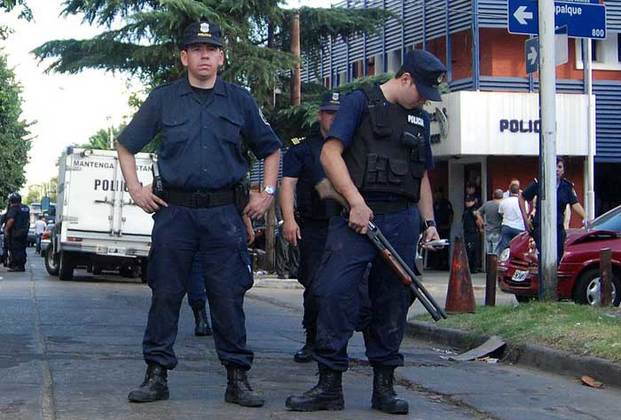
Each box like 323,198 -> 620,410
498,206 -> 621,306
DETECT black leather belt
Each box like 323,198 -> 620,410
166,188 -> 236,209
367,200 -> 417,215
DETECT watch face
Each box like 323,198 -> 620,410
264,186 -> 275,195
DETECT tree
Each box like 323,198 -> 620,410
33,1 -> 390,107
0,52 -> 31,208
0,0 -> 32,39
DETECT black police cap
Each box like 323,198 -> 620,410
401,49 -> 447,102
8,192 -> 21,204
180,20 -> 223,49
319,91 -> 341,112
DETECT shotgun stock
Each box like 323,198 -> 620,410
314,178 -> 447,321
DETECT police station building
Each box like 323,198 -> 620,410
302,0 -> 621,232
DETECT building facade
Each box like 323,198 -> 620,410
302,0 -> 621,238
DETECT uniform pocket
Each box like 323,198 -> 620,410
388,158 -> 408,185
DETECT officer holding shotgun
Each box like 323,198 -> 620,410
286,49 -> 446,415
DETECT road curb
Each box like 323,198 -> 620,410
407,321 -> 621,389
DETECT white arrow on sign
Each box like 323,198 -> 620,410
527,45 -> 538,66
514,5 -> 534,25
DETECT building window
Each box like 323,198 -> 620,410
323,76 -> 331,88
367,56 -> 376,76
352,59 -> 364,79
575,33 -> 621,71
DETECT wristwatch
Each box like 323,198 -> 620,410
263,185 -> 276,196
425,220 -> 437,229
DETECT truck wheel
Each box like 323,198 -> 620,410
44,245 -> 59,276
574,268 -> 620,307
92,265 -> 102,275
59,252 -> 75,281
120,264 -> 138,278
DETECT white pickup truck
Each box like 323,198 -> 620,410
44,147 -> 154,281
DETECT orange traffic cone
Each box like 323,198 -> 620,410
445,236 -> 476,314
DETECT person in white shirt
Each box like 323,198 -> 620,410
34,216 -> 47,254
496,181 -> 525,254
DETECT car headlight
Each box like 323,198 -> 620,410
499,248 -> 510,262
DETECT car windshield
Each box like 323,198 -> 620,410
590,206 -> 621,233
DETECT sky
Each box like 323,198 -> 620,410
2,0 -> 330,189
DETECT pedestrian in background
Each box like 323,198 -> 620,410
496,180 -> 525,254
520,157 -> 587,264
116,20 -> 281,406
462,193 -> 481,272
34,215 -> 47,254
476,189 -> 504,256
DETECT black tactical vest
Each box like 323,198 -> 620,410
343,86 -> 427,203
11,205 -> 30,237
296,134 -> 330,220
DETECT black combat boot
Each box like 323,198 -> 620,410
128,364 -> 169,403
371,366 -> 409,414
224,366 -> 264,407
294,328 -> 315,363
192,304 -> 212,336
285,364 -> 344,411
7,266 -> 25,272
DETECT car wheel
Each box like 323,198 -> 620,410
574,268 -> 620,307
92,265 -> 102,275
59,251 -> 75,281
515,295 -> 535,303
44,245 -> 59,276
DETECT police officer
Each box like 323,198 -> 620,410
520,157 -> 586,264
3,193 -> 30,272
280,91 -> 341,363
286,50 -> 445,414
116,20 -> 281,406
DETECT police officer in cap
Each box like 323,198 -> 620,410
117,19 -> 281,406
3,192 -> 30,272
280,91 -> 341,363
286,49 -> 446,414
520,156 -> 587,264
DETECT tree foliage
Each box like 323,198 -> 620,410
0,0 -> 32,39
34,0 -> 390,105
0,52 -> 31,208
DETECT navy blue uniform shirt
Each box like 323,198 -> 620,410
522,178 -> 578,227
119,76 -> 281,190
282,128 -> 325,185
326,90 -> 434,171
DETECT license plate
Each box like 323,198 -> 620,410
512,270 -> 528,282
107,247 -> 126,256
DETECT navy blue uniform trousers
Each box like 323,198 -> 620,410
314,207 -> 419,372
297,218 -> 329,332
143,204 -> 253,370
187,254 -> 207,308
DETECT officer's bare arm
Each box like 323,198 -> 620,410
571,202 -> 587,222
116,142 -> 166,213
245,149 -> 280,219
280,177 -> 301,246
518,194 -> 531,231
418,173 -> 440,242
320,138 -> 372,234
4,218 -> 14,236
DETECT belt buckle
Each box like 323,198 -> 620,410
193,192 -> 210,208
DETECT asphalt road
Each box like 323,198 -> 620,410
0,249 -> 620,420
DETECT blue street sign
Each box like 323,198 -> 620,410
525,37 -> 539,74
508,0 -> 607,39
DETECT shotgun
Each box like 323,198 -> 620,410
315,178 -> 447,321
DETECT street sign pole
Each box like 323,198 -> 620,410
538,0 -> 558,301
584,38 -> 596,221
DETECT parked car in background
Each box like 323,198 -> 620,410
498,205 -> 621,306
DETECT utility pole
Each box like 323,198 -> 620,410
290,12 -> 301,106
584,39 -> 596,220
538,0 -> 557,301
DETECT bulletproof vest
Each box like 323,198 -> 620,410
343,85 -> 427,203
296,136 -> 330,220
12,205 -> 30,236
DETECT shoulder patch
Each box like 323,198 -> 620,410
290,137 -> 305,145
